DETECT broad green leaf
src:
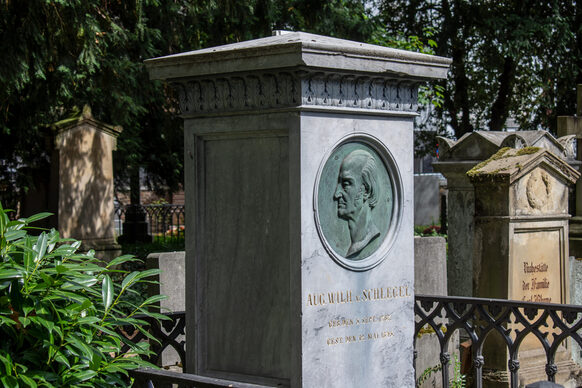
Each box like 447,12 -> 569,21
19,375 -> 37,388
106,255 -> 140,268
140,294 -> 167,306
24,212 -> 52,225
134,268 -> 162,281
0,375 -> 18,388
67,335 -> 93,361
33,232 -> 48,263
121,271 -> 140,290
70,369 -> 97,383
77,316 -> 100,325
102,275 -> 114,311
0,269 -> 22,280
0,352 -> 12,375
4,230 -> 26,242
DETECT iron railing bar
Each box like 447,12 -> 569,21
416,294 -> 582,311
129,368 -> 278,388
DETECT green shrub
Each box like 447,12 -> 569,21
0,203 -> 167,387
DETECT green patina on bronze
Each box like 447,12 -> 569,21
317,141 -> 393,261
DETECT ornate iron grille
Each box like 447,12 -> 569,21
415,294 -> 582,388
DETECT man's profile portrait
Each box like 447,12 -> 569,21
333,149 -> 381,258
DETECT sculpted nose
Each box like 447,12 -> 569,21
333,184 -> 342,199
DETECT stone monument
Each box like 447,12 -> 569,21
434,131 -> 577,297
52,105 -> 122,260
468,147 -> 580,387
146,31 -> 450,387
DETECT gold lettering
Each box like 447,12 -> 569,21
328,292 -> 335,304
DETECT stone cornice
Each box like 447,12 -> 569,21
146,31 -> 451,81
171,70 -> 421,116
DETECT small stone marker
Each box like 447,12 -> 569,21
52,105 -> 122,260
468,147 -> 580,386
146,31 -> 450,387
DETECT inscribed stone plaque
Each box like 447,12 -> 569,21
511,229 -> 562,304
511,228 -> 564,350
315,138 -> 399,271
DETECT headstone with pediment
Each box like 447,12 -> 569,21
468,147 -> 580,387
146,31 -> 451,387
52,105 -> 122,260
434,131 -> 577,297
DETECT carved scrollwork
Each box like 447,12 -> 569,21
508,359 -> 520,372
473,355 -> 484,368
545,363 -> 558,377
440,352 -> 451,365
171,70 -> 420,115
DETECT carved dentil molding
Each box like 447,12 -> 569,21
171,71 -> 420,115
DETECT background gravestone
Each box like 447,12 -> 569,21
468,147 -> 580,387
434,131 -> 577,297
52,105 -> 122,260
147,31 -> 450,387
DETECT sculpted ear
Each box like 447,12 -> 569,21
361,184 -> 370,200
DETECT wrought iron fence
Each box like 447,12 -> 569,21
415,294 -> 582,388
120,296 -> 582,387
114,203 -> 185,242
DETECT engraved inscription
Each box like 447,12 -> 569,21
511,230 -> 561,306
306,286 -> 409,347
323,312 -> 396,346
306,286 -> 412,306
520,261 -> 552,302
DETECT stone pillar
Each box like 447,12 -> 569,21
146,31 -> 450,387
468,147 -> 579,387
557,84 -> 582,258
432,160 -> 477,296
53,105 -> 122,260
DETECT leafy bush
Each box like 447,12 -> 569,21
0,203 -> 166,387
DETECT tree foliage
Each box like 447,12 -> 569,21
0,0 -> 379,210
4,0 -> 580,207
378,0 -> 582,138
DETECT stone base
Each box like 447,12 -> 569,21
481,348 -> 582,388
81,238 -> 122,262
119,220 -> 151,243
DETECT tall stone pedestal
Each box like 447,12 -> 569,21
468,147 -> 580,387
146,31 -> 450,387
52,106 -> 122,260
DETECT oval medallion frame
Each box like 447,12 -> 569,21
313,133 -> 403,271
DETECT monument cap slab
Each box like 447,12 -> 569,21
145,31 -> 451,81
